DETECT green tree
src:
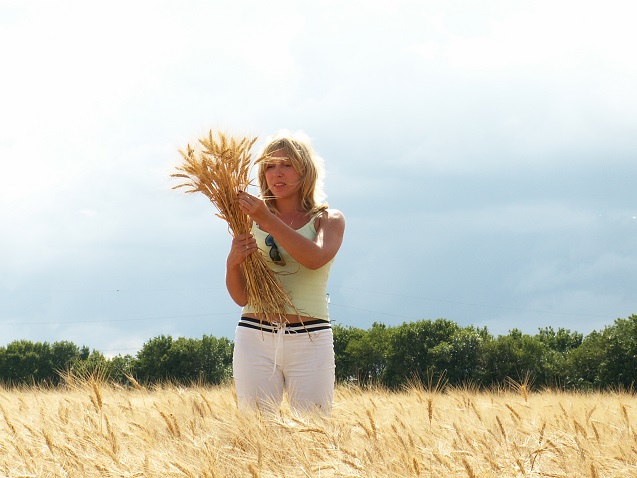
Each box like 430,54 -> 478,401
333,324 -> 363,382
564,330 -> 606,390
481,329 -> 550,388
384,319 -> 460,388
134,335 -> 174,383
564,315 -> 637,390
534,327 -> 583,389
132,334 -> 233,385
537,327 -> 583,353
0,340 -> 52,385
598,315 -> 637,389
0,340 -> 100,386
49,341 -> 83,384
107,354 -> 135,384
337,323 -> 389,385
197,335 -> 233,384
429,327 -> 488,386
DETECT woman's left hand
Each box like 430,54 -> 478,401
237,191 -> 270,222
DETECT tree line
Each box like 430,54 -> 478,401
1,314 -> 636,391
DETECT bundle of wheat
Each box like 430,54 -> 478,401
171,130 -> 296,322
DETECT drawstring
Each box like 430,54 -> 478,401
270,321 -> 286,378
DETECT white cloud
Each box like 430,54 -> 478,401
2,0 -> 637,351
79,209 -> 98,218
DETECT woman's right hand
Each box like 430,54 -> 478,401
227,232 -> 258,268
226,232 -> 257,307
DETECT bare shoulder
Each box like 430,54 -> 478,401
315,208 -> 345,231
326,208 -> 345,221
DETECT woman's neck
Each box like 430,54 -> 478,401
272,197 -> 309,228
272,195 -> 304,215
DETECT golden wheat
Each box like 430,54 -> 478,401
171,130 -> 297,322
1,379 -> 636,477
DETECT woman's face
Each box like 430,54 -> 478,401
264,149 -> 302,200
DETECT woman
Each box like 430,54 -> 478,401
225,130 -> 346,414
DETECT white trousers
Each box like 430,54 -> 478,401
232,320 -> 335,414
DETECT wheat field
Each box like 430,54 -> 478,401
0,378 -> 635,477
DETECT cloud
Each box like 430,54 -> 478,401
2,0 -> 637,355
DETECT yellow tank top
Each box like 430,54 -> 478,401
241,213 -> 333,320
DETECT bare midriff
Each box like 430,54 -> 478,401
241,312 -> 315,325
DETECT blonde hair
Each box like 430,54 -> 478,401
256,130 -> 328,214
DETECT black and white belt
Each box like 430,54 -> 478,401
238,316 -> 331,334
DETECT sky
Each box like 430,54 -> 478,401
1,0 -> 636,357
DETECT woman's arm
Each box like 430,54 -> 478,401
225,232 -> 258,306
265,209 -> 346,270
237,192 -> 345,270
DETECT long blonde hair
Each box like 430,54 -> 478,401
256,130 -> 328,215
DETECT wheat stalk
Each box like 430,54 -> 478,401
172,130 -> 297,321
3,383 -> 637,476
